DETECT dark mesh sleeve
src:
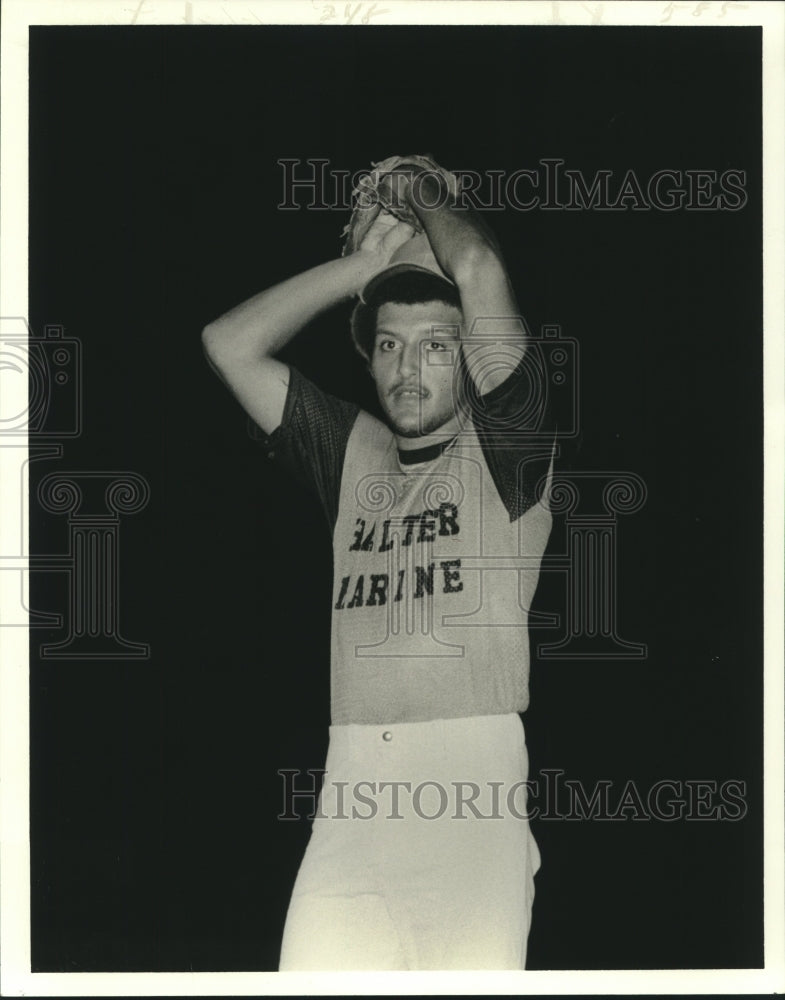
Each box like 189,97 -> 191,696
468,351 -> 557,522
253,366 -> 359,532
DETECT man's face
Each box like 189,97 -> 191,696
369,300 -> 463,439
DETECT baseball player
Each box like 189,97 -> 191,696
202,156 -> 556,970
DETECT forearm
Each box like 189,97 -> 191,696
404,171 -> 506,285
202,251 -> 380,364
405,171 -> 527,374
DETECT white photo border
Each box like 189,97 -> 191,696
1,1 -> 782,995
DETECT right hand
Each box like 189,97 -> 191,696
355,209 -> 416,268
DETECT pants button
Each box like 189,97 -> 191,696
382,730 -> 393,742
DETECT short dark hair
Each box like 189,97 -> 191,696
350,270 -> 462,362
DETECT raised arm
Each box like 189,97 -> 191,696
202,212 -> 415,434
392,166 -> 526,394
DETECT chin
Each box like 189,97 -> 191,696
381,401 -> 455,439
387,414 -> 455,439
391,424 -> 426,439
382,411 -> 421,437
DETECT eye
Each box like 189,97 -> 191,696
427,341 -> 448,352
379,339 -> 398,352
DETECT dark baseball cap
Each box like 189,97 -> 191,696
360,232 -> 456,304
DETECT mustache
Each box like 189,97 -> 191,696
389,382 -> 430,397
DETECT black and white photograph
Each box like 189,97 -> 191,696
1,0 -> 783,994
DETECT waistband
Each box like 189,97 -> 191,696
317,713 -> 530,824
324,713 -> 527,784
329,711 -> 522,742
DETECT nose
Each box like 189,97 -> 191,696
398,341 -> 420,379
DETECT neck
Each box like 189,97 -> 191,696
395,415 -> 461,452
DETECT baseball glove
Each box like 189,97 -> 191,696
340,153 -> 460,257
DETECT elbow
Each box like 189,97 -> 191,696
201,321 -> 224,361
202,323 -> 220,358
201,320 -> 243,370
201,322 -> 243,378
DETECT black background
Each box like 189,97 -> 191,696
28,25 -> 762,971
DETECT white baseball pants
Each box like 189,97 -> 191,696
279,713 -> 540,971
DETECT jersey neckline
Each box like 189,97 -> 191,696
396,436 -> 457,466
